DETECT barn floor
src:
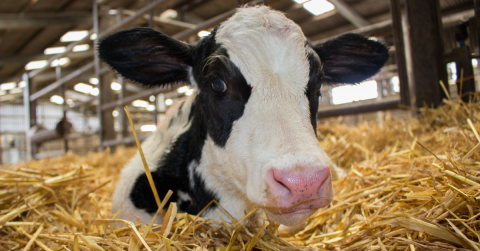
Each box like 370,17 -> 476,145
0,99 -> 479,251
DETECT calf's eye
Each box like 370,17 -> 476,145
212,78 -> 227,93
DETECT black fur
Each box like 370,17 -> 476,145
305,46 -> 323,133
128,31 -> 252,215
130,102 -> 219,214
98,28 -> 193,87
194,47 -> 252,147
313,33 -> 389,84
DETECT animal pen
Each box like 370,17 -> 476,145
0,0 -> 479,250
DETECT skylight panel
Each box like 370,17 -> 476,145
303,0 -> 335,16
25,60 -> 48,70
44,46 -> 67,55
73,44 -> 90,52
61,30 -> 89,42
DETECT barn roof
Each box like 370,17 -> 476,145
0,0 -> 474,104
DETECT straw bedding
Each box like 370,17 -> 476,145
1,99 -> 479,251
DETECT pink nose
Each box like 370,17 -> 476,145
270,168 -> 331,208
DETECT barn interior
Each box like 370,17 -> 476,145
1,0 -> 480,250
0,0 -> 477,163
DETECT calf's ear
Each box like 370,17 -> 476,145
98,27 -> 194,87
313,33 -> 389,84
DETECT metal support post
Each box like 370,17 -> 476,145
118,76 -> 128,139
22,73 -> 36,160
57,66 -> 69,152
153,96 -> 158,126
93,0 -> 103,150
148,0 -> 154,28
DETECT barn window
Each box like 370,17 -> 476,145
331,80 -> 378,105
390,76 -> 400,93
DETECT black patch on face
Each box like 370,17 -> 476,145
305,46 -> 323,134
130,103 -> 219,215
192,46 -> 252,147
129,32 -> 252,215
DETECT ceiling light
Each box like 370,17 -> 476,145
9,88 -> 23,94
141,125 -> 157,132
61,30 -> 89,42
177,86 -> 189,93
132,100 -> 149,107
303,0 -> 335,16
74,83 -> 93,94
185,89 -> 194,96
25,60 -> 48,70
0,82 -> 16,91
18,81 -> 26,88
112,110 -> 119,117
44,46 -> 66,55
89,78 -> 99,85
159,9 -> 178,19
108,9 -> 118,15
293,0 -> 309,3
111,82 -> 121,91
0,90 -> 6,96
149,95 -> 155,102
146,104 -> 155,111
73,44 -> 90,52
198,30 -> 211,38
50,57 -> 70,67
90,33 -> 97,40
165,99 -> 173,106
90,87 -> 99,96
50,95 -> 64,104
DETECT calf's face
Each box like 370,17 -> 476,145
100,6 -> 388,226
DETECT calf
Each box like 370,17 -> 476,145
99,6 -> 388,226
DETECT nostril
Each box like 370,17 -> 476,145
273,175 -> 290,191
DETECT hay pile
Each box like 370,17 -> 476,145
1,99 -> 479,251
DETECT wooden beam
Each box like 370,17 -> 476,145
475,0 -> 480,51
311,9 -> 474,44
123,9 -> 197,29
389,0 -> 410,106
0,50 -> 93,66
453,46 -> 476,102
298,10 -> 338,26
318,98 -> 400,118
0,13 -> 91,29
328,0 -> 370,27
404,0 -> 448,108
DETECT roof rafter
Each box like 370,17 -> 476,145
0,12 -> 92,29
328,0 -> 370,27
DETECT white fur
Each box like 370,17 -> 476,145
112,94 -> 195,223
194,6 -> 337,225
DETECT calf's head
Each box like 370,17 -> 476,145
100,6 -> 388,226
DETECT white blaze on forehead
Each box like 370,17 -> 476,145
215,6 -> 309,93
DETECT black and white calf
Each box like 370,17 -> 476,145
99,6 -> 388,226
